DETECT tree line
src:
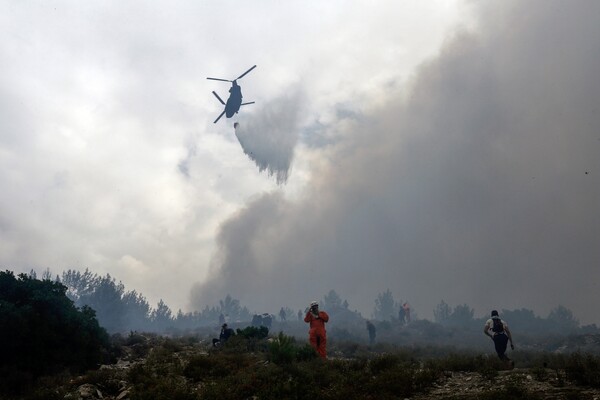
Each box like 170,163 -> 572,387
24,269 -> 600,336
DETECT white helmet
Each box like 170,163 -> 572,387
310,301 -> 318,307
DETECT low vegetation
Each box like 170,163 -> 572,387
3,270 -> 600,399
2,329 -> 600,399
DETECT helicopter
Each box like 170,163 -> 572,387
207,65 -> 256,123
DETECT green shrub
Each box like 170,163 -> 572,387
236,325 -> 269,339
530,365 -> 549,381
564,352 -> 600,387
269,332 -> 297,364
183,353 -> 244,381
125,331 -> 148,346
295,344 -> 319,362
369,354 -> 403,375
83,367 -> 125,396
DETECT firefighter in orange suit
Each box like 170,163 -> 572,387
304,301 -> 329,358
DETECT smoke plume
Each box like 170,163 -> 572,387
191,1 -> 600,322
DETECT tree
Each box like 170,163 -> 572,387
499,308 -> 540,333
322,289 -> 343,310
151,299 -> 173,331
433,301 -> 474,327
448,304 -> 474,327
0,270 -> 110,394
122,290 -> 152,331
373,289 -> 398,321
216,294 -> 251,321
434,300 -> 451,324
61,270 -> 127,333
548,305 -> 579,333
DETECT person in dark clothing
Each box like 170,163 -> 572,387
366,320 -> 376,345
483,310 -> 515,367
398,307 -> 406,325
213,323 -> 235,347
279,307 -> 287,321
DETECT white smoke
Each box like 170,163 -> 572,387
234,92 -> 304,184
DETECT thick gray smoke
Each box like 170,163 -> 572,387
234,92 -> 304,184
191,1 -> 600,323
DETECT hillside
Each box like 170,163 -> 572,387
20,331 -> 600,400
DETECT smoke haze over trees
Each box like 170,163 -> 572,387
190,0 -> 600,323
20,268 -> 597,346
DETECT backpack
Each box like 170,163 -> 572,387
492,318 -> 504,333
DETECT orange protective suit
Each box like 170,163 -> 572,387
304,311 -> 330,358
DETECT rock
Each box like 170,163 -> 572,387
116,359 -> 131,369
77,384 -> 102,399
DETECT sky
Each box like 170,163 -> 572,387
2,1 -> 599,324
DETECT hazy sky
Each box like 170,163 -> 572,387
2,1 -> 599,324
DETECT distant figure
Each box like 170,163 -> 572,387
484,310 -> 515,367
279,307 -> 287,322
261,313 -> 273,328
252,313 -> 273,328
398,307 -> 406,325
366,320 -> 376,345
213,323 -> 235,347
297,309 -> 303,321
304,301 -> 329,358
219,313 -> 225,326
402,303 -> 411,323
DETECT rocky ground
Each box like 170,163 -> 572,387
56,335 -> 600,400
62,365 -> 600,400
413,369 -> 600,400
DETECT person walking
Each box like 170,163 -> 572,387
484,310 -> 515,367
366,320 -> 376,345
279,307 -> 287,322
304,301 -> 329,358
402,303 -> 411,323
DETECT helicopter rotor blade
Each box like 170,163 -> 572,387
213,110 -> 226,124
207,77 -> 232,82
212,91 -> 226,105
236,65 -> 257,80
240,101 -> 255,106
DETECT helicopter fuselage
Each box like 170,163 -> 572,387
225,81 -> 243,118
